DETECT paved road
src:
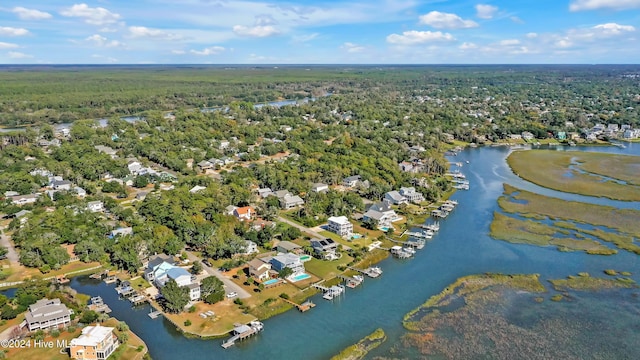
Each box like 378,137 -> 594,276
0,230 -> 19,264
277,216 -> 325,240
186,251 -> 251,299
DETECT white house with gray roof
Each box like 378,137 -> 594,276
24,298 -> 72,331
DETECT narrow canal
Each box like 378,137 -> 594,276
69,143 -> 640,359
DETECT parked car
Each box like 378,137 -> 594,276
226,292 -> 238,298
202,259 -> 211,267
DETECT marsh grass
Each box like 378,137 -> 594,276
330,328 -> 386,360
507,150 -> 640,201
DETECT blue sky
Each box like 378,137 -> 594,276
1,0 -> 639,64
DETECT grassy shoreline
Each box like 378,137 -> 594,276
507,150 -> 640,201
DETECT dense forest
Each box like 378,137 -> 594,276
1,65 -> 639,273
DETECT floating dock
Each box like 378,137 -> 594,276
148,310 -> 162,319
104,276 -> 118,284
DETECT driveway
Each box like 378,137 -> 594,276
277,216 -> 325,240
185,252 -> 251,299
0,231 -> 20,264
277,216 -> 353,251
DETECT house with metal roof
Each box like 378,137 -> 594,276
23,298 -> 72,332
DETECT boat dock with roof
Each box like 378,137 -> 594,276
221,321 -> 264,349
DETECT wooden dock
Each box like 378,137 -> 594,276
148,310 -> 162,319
104,276 -> 118,284
280,298 -> 315,312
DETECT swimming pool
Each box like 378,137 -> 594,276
351,234 -> 362,239
290,273 -> 311,282
299,255 -> 312,262
263,279 -> 279,285
379,227 -> 390,231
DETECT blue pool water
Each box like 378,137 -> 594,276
379,227 -> 390,231
263,279 -> 279,285
351,234 -> 362,239
290,273 -> 311,282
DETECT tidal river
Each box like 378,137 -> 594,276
69,143 -> 640,360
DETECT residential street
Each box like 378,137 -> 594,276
185,251 -> 251,299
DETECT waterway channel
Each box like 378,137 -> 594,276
64,143 -> 640,359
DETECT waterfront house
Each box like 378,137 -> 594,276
310,238 -> 339,260
144,254 -> 175,279
24,298 -> 72,332
623,129 -> 640,139
311,183 -> 329,193
521,131 -> 534,141
384,191 -> 407,205
363,200 -> 401,229
247,258 -> 272,282
342,175 -> 362,188
327,216 -> 353,238
399,187 -> 425,203
147,260 -> 200,301
276,241 -> 302,254
70,324 -> 119,360
270,253 -> 304,274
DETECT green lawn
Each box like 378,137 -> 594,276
304,254 -> 353,280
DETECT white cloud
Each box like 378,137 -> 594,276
510,16 -> 524,24
459,42 -> 478,50
386,30 -> 455,45
593,23 -> 636,35
60,3 -> 121,25
127,26 -> 182,41
190,46 -> 225,55
341,42 -> 365,53
475,4 -> 498,19
85,34 -> 124,48
8,51 -> 33,59
171,50 -> 186,55
526,32 -> 538,38
0,27 -> 30,36
233,25 -> 280,37
419,11 -> 478,29
499,39 -> 521,46
12,7 -> 53,20
570,0 -> 640,11
0,42 -> 19,49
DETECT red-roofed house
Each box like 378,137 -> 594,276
233,206 -> 256,221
